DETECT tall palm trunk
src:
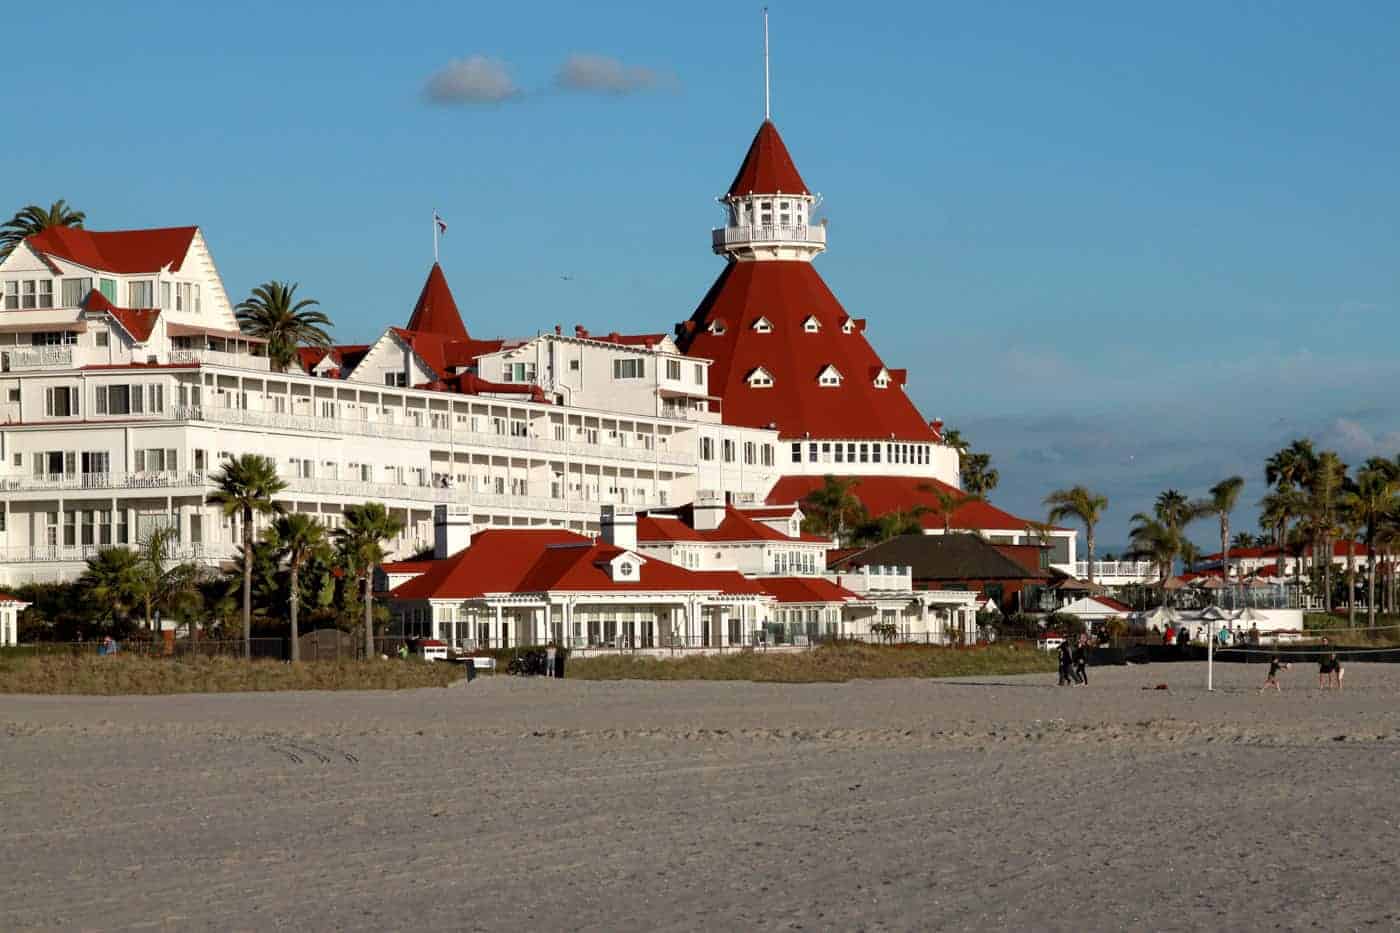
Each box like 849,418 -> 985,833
1275,522 -> 1286,577
242,505 -> 253,660
1220,515 -> 1230,587
289,560 -> 301,663
1322,531 -> 1333,612
1086,523 -> 1096,586
1346,543 -> 1356,627
1367,545 -> 1378,632
363,574 -> 374,659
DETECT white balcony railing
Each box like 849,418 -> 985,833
4,347 -> 74,371
0,543 -> 222,564
711,224 -> 827,249
0,471 -> 208,493
179,405 -> 694,466
170,349 -> 271,371
281,474 -> 667,515
1071,560 -> 1158,582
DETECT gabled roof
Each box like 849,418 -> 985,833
82,290 -> 160,342
727,120 -> 810,196
830,534 -> 1049,582
389,528 -> 766,600
26,226 -> 198,273
757,576 -> 860,605
637,505 -> 827,545
676,261 -> 937,441
405,263 -> 469,340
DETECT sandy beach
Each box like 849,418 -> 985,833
4,661 -> 1400,930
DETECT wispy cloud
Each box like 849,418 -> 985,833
553,54 -> 673,95
424,56 -> 520,105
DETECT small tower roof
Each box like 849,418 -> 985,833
405,263 -> 469,340
726,120 -> 810,197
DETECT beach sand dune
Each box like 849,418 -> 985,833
4,662 -> 1399,930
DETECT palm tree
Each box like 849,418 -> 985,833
270,514 -> 328,662
207,454 -> 286,658
1127,513 -> 1180,593
1231,532 -> 1257,550
1044,486 -> 1109,584
1341,469 -> 1398,631
1201,477 -> 1245,584
335,502 -> 405,659
79,547 -> 146,630
0,200 -> 86,255
1259,488 -> 1305,579
1338,500 -> 1363,627
801,476 -> 867,546
234,281 -> 334,372
925,485 -> 978,535
1307,451 -> 1346,610
1153,489 -> 1195,530
960,451 -> 1000,497
1266,439 -> 1317,575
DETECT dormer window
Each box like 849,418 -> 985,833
803,315 -> 820,333
708,320 -> 727,336
746,367 -> 774,388
817,365 -> 842,387
873,367 -> 891,389
752,317 -> 773,334
841,318 -> 855,334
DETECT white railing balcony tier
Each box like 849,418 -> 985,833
1071,560 -> 1158,581
712,224 -> 827,249
181,406 -> 693,466
0,543 -> 222,563
6,347 -> 74,370
0,470 -> 208,493
280,474 -> 666,515
169,349 -> 271,371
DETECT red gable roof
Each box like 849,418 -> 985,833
27,226 -> 197,273
637,505 -> 826,545
405,263 -> 469,340
390,529 -> 767,600
757,576 -> 859,605
677,261 -> 937,441
727,121 -> 810,196
767,475 -> 1042,534
83,290 -> 160,342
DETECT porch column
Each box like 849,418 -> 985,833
543,602 -> 552,646
717,605 -> 729,647
430,605 -> 441,641
494,603 -> 504,649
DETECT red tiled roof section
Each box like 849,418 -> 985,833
83,290 -> 160,341
727,121 -> 810,196
405,263 -> 469,340
637,506 -> 825,544
757,576 -> 859,604
676,261 -> 937,441
767,475 -> 1042,533
391,529 -> 768,599
27,226 -> 197,273
416,371 -> 545,401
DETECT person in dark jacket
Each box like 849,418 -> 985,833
1058,639 -> 1074,686
1073,634 -> 1089,686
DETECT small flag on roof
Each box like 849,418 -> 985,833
434,211 -> 448,234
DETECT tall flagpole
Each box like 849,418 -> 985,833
433,208 -> 439,263
763,8 -> 770,121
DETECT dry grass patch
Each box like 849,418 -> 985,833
0,654 -> 463,695
567,642 -> 1056,683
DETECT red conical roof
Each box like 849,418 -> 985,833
727,121 -> 810,196
676,261 -> 935,442
405,263 -> 469,340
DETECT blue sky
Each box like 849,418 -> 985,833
5,1 -> 1399,547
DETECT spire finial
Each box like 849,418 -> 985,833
763,7 -> 771,121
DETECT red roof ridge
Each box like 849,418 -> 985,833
27,225 -> 198,274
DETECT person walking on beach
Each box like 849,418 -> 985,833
1318,638 -> 1333,689
1058,639 -> 1074,686
1073,633 -> 1089,686
1260,656 -> 1288,692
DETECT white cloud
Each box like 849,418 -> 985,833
424,56 -> 520,105
554,54 -> 672,95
